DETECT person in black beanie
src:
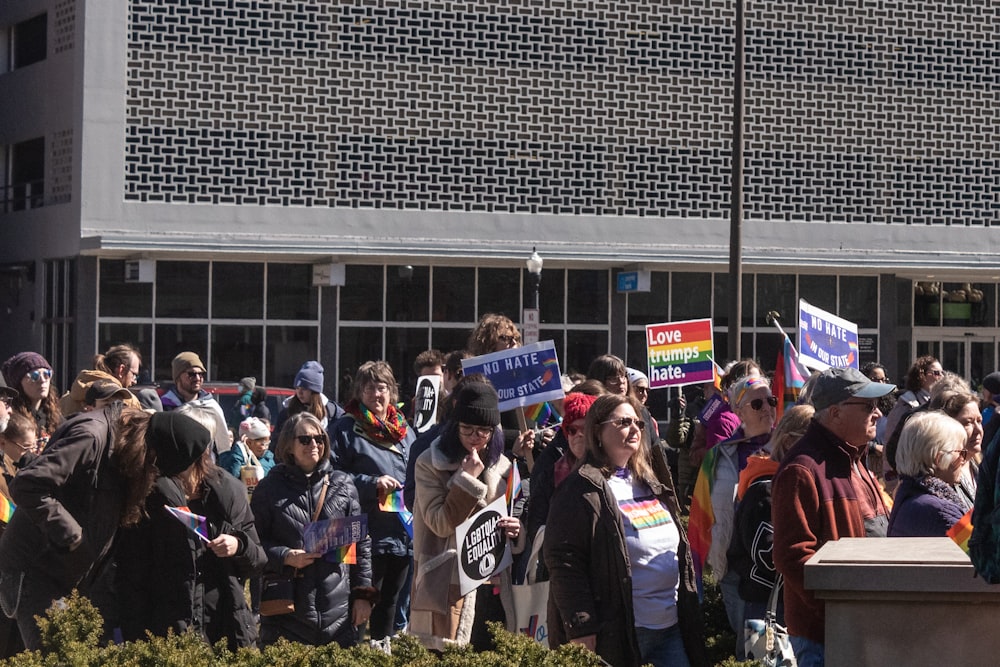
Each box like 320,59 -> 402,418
0,406 -> 210,650
409,381 -> 525,651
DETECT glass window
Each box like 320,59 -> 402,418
755,331 -> 783,376
211,325 -> 263,382
799,275 -> 837,316
13,14 -> 47,69
941,282 -> 993,328
756,274 -> 795,327
265,325 -> 318,388
387,265 -> 429,322
626,330 -> 648,372
711,273 -> 752,327
538,268 -> 565,324
567,270 -> 608,324
432,267 -> 474,322
627,272 -> 669,326
386,328 -> 432,404
669,272 -> 710,323
99,260 -> 152,318
839,276 -> 878,329
431,327 -> 471,355
156,261 -> 209,318
154,324 -> 208,383
267,263 -> 318,320
213,262 -> 263,319
478,268 -> 520,321
913,281 -> 941,326
540,329 -> 566,373
97,323 -> 152,383
896,278 -> 912,328
566,330 -> 608,376
339,326 -> 383,395
341,265 -> 384,321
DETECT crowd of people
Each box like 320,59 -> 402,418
0,331 -> 995,667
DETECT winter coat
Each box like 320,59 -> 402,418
250,459 -> 376,647
115,468 -> 266,649
888,475 -> 966,537
218,441 -> 276,481
0,405 -> 129,593
544,459 -> 707,667
328,414 -> 415,556
525,430 -> 566,542
59,369 -> 141,417
410,437 -> 526,651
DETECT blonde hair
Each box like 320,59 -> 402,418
769,404 -> 814,462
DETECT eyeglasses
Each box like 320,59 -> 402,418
748,396 -> 778,411
497,334 -> 518,348
186,370 -> 206,380
458,424 -> 494,439
127,367 -> 140,378
0,396 -> 11,407
867,375 -> 888,383
841,399 -> 879,413
928,369 -> 944,377
295,434 -> 325,446
601,417 -> 645,431
941,448 -> 970,463
633,386 -> 649,396
363,383 -> 390,396
26,369 -> 52,382
563,424 -> 584,437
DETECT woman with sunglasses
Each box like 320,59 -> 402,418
410,381 -> 523,651
885,355 -> 943,451
933,389 -> 983,511
690,374 -> 775,660
888,411 -> 969,537
250,412 -> 377,647
1,352 -> 61,451
545,394 -> 705,667
328,360 -> 415,642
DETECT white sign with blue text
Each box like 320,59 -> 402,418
460,340 -> 564,412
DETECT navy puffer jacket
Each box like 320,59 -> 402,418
250,459 -> 376,647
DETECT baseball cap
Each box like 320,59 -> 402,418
811,367 -> 896,411
85,381 -> 133,406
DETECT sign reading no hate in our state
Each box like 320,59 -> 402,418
645,318 -> 715,389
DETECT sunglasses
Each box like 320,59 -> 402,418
563,424 -> 584,437
841,399 -> 879,413
295,434 -> 325,446
27,369 -> 52,382
928,369 -> 944,377
186,370 -> 206,379
497,334 -> 519,347
458,424 -> 495,439
0,396 -> 12,407
747,396 -> 778,411
601,417 -> 645,431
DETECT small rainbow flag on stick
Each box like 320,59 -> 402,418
947,509 -> 974,554
524,402 -> 559,426
0,493 -> 14,523
506,464 -> 522,515
165,505 -> 211,543
379,488 -> 405,513
327,543 -> 357,565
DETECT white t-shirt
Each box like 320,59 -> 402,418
608,471 -> 681,629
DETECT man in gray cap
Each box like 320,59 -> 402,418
771,366 -> 896,667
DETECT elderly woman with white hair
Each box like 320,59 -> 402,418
888,411 -> 968,537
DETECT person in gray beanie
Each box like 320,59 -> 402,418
0,406 -> 210,649
272,360 -> 344,449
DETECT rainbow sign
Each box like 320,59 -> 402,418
645,318 -> 715,389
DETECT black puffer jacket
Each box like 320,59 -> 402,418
250,459 -> 376,647
115,469 -> 266,649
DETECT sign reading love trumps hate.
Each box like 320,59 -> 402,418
460,341 -> 564,412
645,318 -> 715,388
797,299 -> 859,370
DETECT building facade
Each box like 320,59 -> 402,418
2,0 -> 999,411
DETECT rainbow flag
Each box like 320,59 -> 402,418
506,463 -> 523,515
773,330 -> 810,422
0,493 -> 14,523
947,509 -> 974,554
525,402 -> 559,426
165,505 -> 211,543
687,446 -> 720,592
327,542 -> 358,565
379,488 -> 405,513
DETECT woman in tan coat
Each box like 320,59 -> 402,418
410,381 -> 524,650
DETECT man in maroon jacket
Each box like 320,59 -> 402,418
771,367 -> 895,667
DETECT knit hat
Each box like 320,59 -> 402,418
983,372 -> 1000,396
171,351 -> 206,384
626,367 -> 648,386
294,361 -> 324,394
562,392 -> 598,426
2,352 -> 52,388
238,377 -> 257,394
452,382 -> 500,427
239,417 -> 270,440
145,411 -> 211,476
85,381 -> 133,406
811,367 -> 896,411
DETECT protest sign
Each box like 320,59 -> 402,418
645,318 -> 715,388
412,374 -> 440,434
461,341 -> 563,412
303,515 -> 367,564
797,299 -> 859,370
455,496 -> 512,596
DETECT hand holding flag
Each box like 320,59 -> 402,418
165,505 -> 211,543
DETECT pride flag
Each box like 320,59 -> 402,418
687,447 -> 719,592
327,542 -> 358,565
0,493 -> 14,523
947,510 -> 973,554
165,505 -> 211,543
525,402 -> 559,426
506,464 -> 523,515
773,329 -> 810,421
379,488 -> 406,513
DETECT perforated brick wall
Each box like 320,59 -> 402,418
123,1 -> 999,225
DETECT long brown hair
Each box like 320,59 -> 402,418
176,451 -> 211,500
289,391 -> 328,422
582,394 -> 656,486
113,408 -> 160,527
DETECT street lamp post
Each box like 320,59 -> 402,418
523,248 -> 543,346
526,247 -> 543,309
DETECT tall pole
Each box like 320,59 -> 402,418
728,0 -> 745,362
